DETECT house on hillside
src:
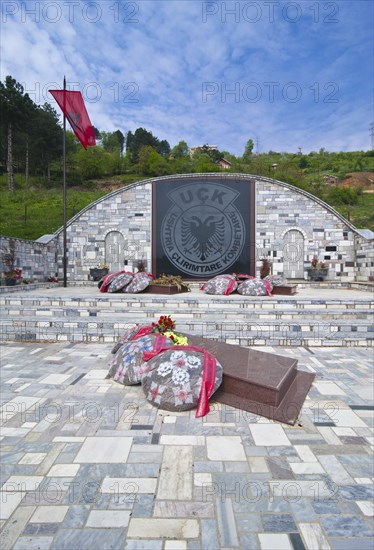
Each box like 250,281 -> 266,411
218,158 -> 232,170
323,174 -> 340,186
189,145 -> 218,157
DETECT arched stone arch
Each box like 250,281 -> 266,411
282,228 -> 305,279
281,226 -> 308,241
105,231 -> 124,272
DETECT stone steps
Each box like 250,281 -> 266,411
1,315 -> 372,347
1,289 -> 372,347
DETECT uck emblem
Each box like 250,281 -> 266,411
161,182 -> 245,276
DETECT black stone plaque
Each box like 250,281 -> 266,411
153,176 -> 255,278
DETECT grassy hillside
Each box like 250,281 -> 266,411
0,174 -> 140,240
0,172 -> 373,240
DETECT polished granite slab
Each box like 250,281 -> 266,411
187,334 -> 315,425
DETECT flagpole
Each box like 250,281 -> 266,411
63,76 -> 67,287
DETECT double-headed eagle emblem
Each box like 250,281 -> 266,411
181,215 -> 225,261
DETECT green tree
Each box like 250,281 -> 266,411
171,140 -> 189,158
101,131 -> 123,154
32,103 -> 62,184
0,76 -> 32,191
328,187 -> 362,221
126,128 -> 170,163
243,139 -> 254,162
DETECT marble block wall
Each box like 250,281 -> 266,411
1,175 -> 372,283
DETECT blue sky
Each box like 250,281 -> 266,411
1,0 -> 373,155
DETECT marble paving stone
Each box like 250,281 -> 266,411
51,528 -> 126,550
52,436 -> 85,443
289,532 -> 307,550
216,498 -> 239,547
200,519 -> 220,550
86,509 -> 131,527
332,428 -> 356,436
0,396 -> 41,422
329,538 -> 374,550
131,494 -> 154,517
5,378 -> 20,384
73,436 -> 132,463
262,513 -> 297,533
157,446 -> 193,500
240,533 -> 261,549
163,416 -> 177,424
18,453 -> 47,465
164,541 -> 187,550
13,536 -> 54,550
39,374 -> 70,385
206,436 -> 246,461
35,443 -> 65,476
316,427 -> 342,445
153,501 -> 214,518
15,384 -> 32,393
293,445 -> 318,462
354,478 -> 372,484
83,369 -> 109,379
125,541 -> 163,549
1,427 -> 31,437
101,477 -> 157,494
338,455 -> 374,478
249,457 -> 269,473
236,512 -> 261,532
314,382 -> 346,395
250,424 -> 291,446
290,462 -> 325,475
320,514 -> 373,537
356,500 -> 374,516
2,476 -> 43,492
46,464 -> 80,477
312,500 -> 341,515
258,533 -> 292,549
61,504 -> 90,527
317,455 -> 355,485
339,484 -> 374,501
159,435 -> 204,446
330,409 -> 368,428
30,505 -> 68,523
21,521 -> 60,535
127,518 -> 199,539
0,504 -> 35,547
194,473 -> 212,486
299,522 -> 331,549
224,460 -> 250,472
266,457 -> 295,479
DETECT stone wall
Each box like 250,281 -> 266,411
57,181 -> 152,281
0,235 -> 57,283
255,178 -> 358,281
1,175 -> 372,283
355,234 -> 374,281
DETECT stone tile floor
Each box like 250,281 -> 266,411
0,342 -> 373,549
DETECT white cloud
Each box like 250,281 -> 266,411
1,0 -> 372,153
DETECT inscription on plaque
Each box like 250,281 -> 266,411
154,177 -> 254,278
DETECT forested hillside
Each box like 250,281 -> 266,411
1,75 -> 373,239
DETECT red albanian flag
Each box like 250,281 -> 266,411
49,89 -> 96,149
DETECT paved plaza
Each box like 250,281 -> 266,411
0,339 -> 373,549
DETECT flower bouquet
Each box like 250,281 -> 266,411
151,315 -> 188,346
307,257 -> 328,281
4,268 -> 22,286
